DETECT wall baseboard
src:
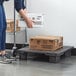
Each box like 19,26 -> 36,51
5,43 -> 29,49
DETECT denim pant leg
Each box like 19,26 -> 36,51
0,29 -> 3,50
1,29 -> 6,50
0,5 -> 7,51
1,5 -> 7,50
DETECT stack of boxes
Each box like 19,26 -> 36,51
6,19 -> 20,32
29,36 -> 63,51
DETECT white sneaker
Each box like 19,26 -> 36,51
0,55 -> 12,64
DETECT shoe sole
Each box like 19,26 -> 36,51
0,60 -> 12,64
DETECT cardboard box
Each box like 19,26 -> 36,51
6,27 -> 20,32
29,36 -> 63,51
6,19 -> 20,32
6,19 -> 18,28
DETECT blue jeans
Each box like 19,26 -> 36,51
0,4 -> 7,51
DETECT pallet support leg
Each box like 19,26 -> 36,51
49,56 -> 60,63
65,50 -> 71,57
19,52 -> 27,60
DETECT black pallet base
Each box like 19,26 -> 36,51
18,46 -> 74,63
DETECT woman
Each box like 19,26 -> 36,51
0,0 -> 11,63
15,0 -> 33,28
0,0 -> 33,63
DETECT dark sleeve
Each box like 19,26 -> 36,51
22,0 -> 26,9
15,0 -> 26,12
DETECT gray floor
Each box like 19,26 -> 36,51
0,55 -> 76,76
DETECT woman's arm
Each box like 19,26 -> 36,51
15,0 -> 33,28
19,9 -> 33,28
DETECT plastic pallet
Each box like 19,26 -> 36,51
18,46 -> 74,63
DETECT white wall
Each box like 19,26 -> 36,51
4,0 -> 76,47
27,0 -> 76,47
4,0 -> 14,19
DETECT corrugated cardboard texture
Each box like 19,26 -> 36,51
29,36 -> 63,51
6,19 -> 20,32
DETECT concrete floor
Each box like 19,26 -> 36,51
0,55 -> 76,76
